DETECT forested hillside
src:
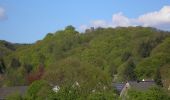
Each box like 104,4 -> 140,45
0,26 -> 170,99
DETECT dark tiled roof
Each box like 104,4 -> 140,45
113,83 -> 126,93
0,86 -> 28,99
128,81 -> 156,91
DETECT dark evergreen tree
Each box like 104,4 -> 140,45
154,68 -> 163,87
10,58 -> 21,68
0,58 -> 6,74
125,58 -> 137,81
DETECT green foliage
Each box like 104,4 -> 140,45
0,58 -> 6,74
160,64 -> 170,89
43,57 -> 111,90
25,80 -> 49,100
0,40 -> 16,51
138,41 -> 152,57
126,89 -> 144,100
1,27 -> 170,83
6,92 -> 23,100
25,79 -> 118,100
34,84 -> 56,100
121,51 -> 132,62
65,25 -> 76,31
127,87 -> 170,100
87,90 -> 118,100
10,58 -> 21,68
118,58 -> 136,81
136,37 -> 170,79
0,26 -> 170,99
154,68 -> 163,86
4,66 -> 26,86
55,84 -> 81,100
137,34 -> 165,58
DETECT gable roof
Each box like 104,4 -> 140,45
128,81 -> 156,91
0,86 -> 28,99
113,83 -> 126,93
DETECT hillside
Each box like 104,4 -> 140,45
0,40 -> 16,57
0,26 -> 170,99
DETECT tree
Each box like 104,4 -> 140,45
25,80 -> 52,100
0,58 -> 6,74
26,64 -> 44,84
87,90 -> 118,100
118,58 -> 137,81
65,25 -> 75,31
121,51 -> 132,62
44,33 -> 53,40
126,58 -> 137,80
4,66 -> 27,86
43,57 -> 112,97
10,58 -> 21,68
154,68 -> 163,87
138,41 -> 152,58
55,84 -> 81,100
127,87 -> 170,100
145,87 -> 170,100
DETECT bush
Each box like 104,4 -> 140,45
6,92 -> 22,100
127,87 -> 170,100
24,80 -> 54,100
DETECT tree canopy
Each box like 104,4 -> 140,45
0,26 -> 170,99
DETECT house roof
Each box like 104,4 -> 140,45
113,83 -> 126,93
128,81 -> 156,91
0,86 -> 28,99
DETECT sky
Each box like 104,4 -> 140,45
0,0 -> 170,43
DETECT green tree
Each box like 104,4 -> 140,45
65,25 -> 76,31
127,87 -> 170,100
25,80 -> 50,100
4,66 -> 26,86
0,58 -> 6,74
154,68 -> 163,87
10,58 -> 21,68
87,90 -> 118,100
118,58 -> 136,81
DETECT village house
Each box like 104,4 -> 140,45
113,79 -> 156,98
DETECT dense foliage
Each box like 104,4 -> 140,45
127,87 -> 170,100
1,26 -> 170,99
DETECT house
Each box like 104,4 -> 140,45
113,80 -> 156,98
113,82 -> 126,94
0,86 -> 28,100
